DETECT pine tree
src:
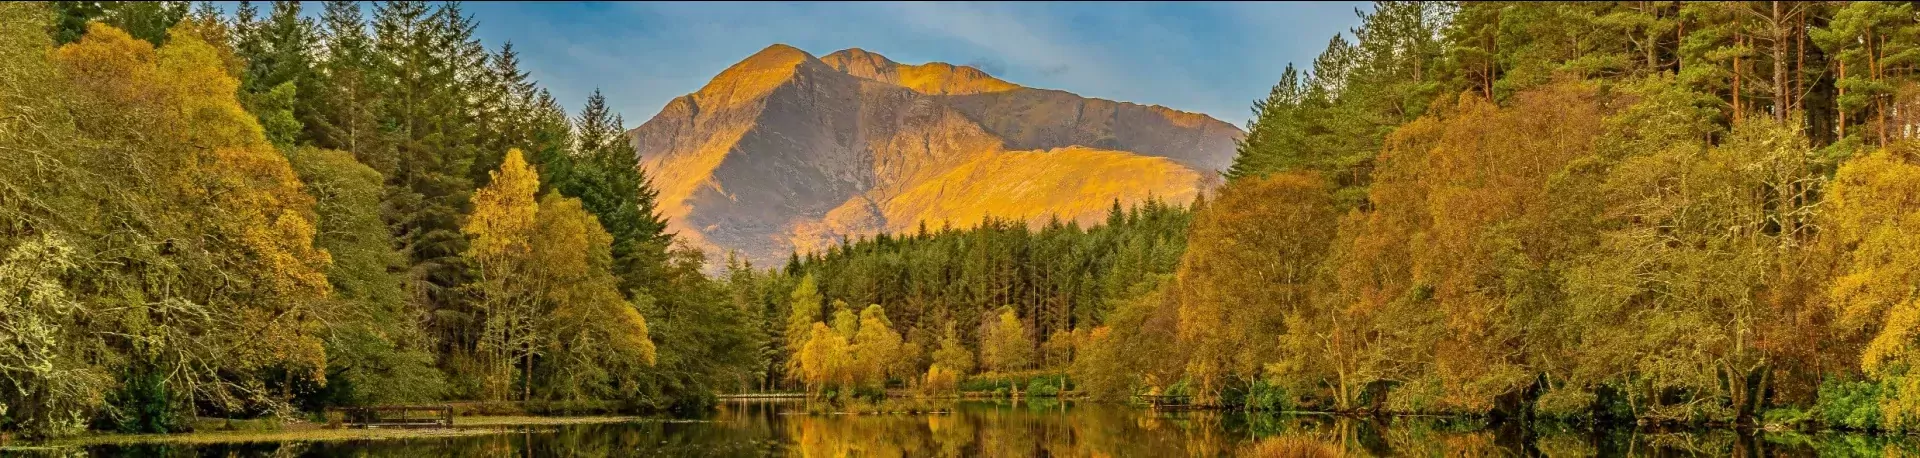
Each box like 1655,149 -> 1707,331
308,1 -> 383,161
51,1 -> 105,44
557,89 -> 673,298
372,0 -> 482,359
1225,64 -> 1305,181
472,41 -> 537,184
235,1 -> 316,147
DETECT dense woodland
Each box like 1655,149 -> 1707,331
0,1 -> 757,439
738,0 -> 1920,434
10,0 -> 1920,443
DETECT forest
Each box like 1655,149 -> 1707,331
8,0 -> 1920,443
0,1 -> 758,439
735,0 -> 1920,434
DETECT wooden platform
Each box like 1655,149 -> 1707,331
331,405 -> 454,428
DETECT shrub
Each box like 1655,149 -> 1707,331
1761,407 -> 1813,430
1533,387 -> 1596,421
96,367 -> 189,435
1815,378 -> 1882,431
1026,378 -> 1060,398
1241,380 -> 1292,411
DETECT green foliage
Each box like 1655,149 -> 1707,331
962,372 -> 1068,395
98,364 -> 188,434
284,146 -> 444,408
737,197 -> 1192,393
1534,387 -> 1598,422
1230,380 -> 1293,412
546,90 -> 673,299
1817,378 -> 1885,431
1025,378 -> 1061,398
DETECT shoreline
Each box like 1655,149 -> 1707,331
2,415 -> 649,450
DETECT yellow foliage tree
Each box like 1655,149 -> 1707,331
785,274 -> 824,384
463,149 -> 655,401
534,193 -> 656,400
798,322 -> 852,398
53,21 -> 333,409
1824,147 -> 1920,428
463,148 -> 543,400
851,304 -> 903,389
981,306 -> 1033,373
930,323 -> 975,376
1370,85 -> 1604,412
1175,172 -> 1337,406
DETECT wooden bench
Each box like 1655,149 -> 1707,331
331,405 -> 454,428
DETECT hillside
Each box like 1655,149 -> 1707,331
627,44 -> 1239,266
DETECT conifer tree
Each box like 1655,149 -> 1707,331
559,89 -> 673,298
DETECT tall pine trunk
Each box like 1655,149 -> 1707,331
1773,1 -> 1789,122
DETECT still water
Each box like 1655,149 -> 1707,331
36,399 -> 1920,457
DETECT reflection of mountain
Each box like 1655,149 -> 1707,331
627,44 -> 1241,266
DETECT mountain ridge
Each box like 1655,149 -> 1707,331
627,44 -> 1240,267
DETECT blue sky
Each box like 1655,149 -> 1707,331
239,1 -> 1370,128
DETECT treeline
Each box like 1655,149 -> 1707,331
748,0 -> 1920,432
1155,0 -> 1920,428
0,1 -> 755,439
724,199 -> 1192,395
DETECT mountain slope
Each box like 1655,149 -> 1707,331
628,44 -> 1239,267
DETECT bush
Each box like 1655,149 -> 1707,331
1026,378 -> 1060,398
1237,380 -> 1292,411
1160,378 -> 1193,399
1762,407 -> 1813,430
1534,387 -> 1597,421
96,366 -> 189,435
1815,378 -> 1882,431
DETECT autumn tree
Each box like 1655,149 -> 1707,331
530,193 -> 655,401
463,148 -> 543,400
851,305 -> 904,388
1175,172 -> 1337,406
930,323 -> 976,376
981,306 -> 1033,373
786,274 -> 824,383
1824,146 -> 1920,429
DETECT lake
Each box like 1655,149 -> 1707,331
28,399 -> 1920,457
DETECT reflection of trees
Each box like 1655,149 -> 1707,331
86,402 -> 1920,457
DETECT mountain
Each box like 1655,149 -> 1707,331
627,44 -> 1241,268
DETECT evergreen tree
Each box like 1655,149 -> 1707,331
307,1 -> 383,160
235,1 -> 317,147
372,0 -> 483,360
557,89 -> 673,298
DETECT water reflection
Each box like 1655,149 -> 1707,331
34,399 -> 1920,456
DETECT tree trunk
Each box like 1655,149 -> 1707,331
1773,1 -> 1788,122
524,344 -> 533,401
1735,34 -> 1745,124
1795,6 -> 1805,113
1877,35 -> 1889,146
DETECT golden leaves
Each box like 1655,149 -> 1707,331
1825,148 -> 1920,378
465,149 -> 541,267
